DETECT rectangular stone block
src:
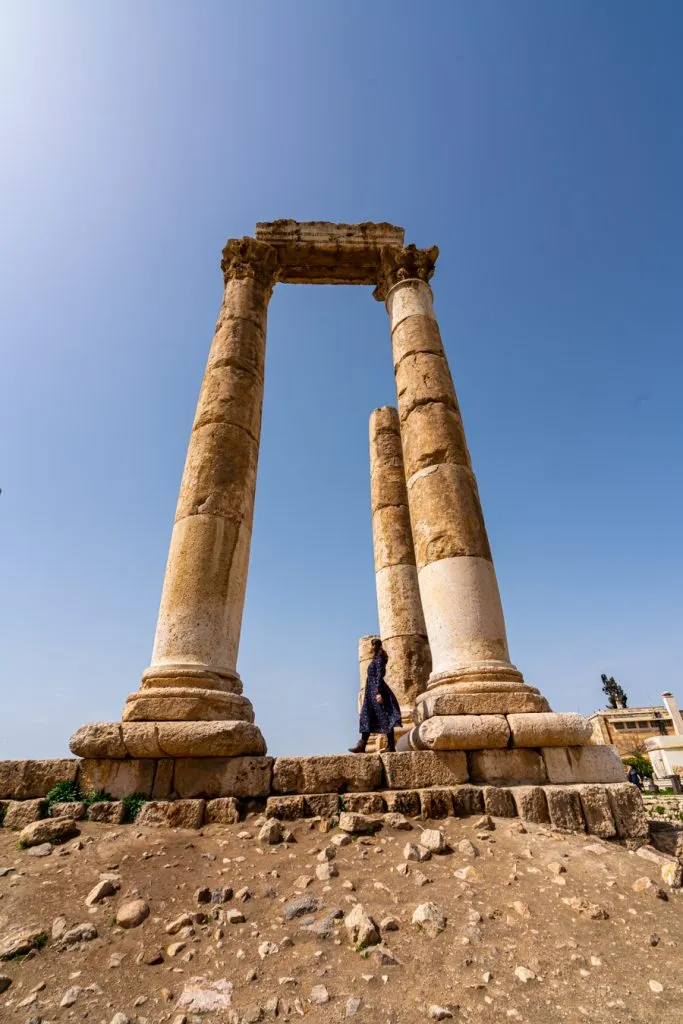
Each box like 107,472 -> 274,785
468,749 -> 547,786
545,786 -> 586,833
649,821 -> 683,860
266,796 -> 306,820
0,759 -> 79,800
382,751 -> 468,790
205,798 -> 241,824
137,799 -> 205,829
512,785 -> 550,824
78,759 -> 157,799
272,755 -> 383,795
254,220 -> 405,285
419,788 -> 453,819
87,801 -> 126,824
3,799 -> 47,828
541,745 -> 624,784
605,782 -> 649,839
416,689 -> 549,720
173,757 -> 273,798
151,759 -> 175,799
50,801 -> 86,820
574,785 -> 617,839
304,794 -> 341,819
342,793 -> 387,815
384,790 -> 421,817
483,786 -> 517,818
451,785 -> 485,817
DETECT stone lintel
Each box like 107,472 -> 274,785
252,220 -> 405,285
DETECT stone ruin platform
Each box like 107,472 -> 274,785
0,749 -> 651,840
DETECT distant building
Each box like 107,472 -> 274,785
588,704 -> 673,758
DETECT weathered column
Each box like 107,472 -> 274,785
374,246 -> 548,721
71,238 -> 276,759
370,406 -> 431,723
134,238 -> 277,721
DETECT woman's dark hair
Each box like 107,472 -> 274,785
371,638 -> 387,659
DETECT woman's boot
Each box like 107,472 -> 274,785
348,733 -> 369,754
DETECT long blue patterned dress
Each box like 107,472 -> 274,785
359,652 -> 402,734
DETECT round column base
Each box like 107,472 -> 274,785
123,688 -> 255,723
69,720 -> 267,758
141,663 -> 243,695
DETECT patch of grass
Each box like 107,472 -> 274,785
34,932 -> 48,949
654,805 -> 666,815
84,789 -> 114,807
18,839 -> 29,849
122,792 -> 148,823
45,780 -> 81,807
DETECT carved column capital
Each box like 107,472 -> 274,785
221,237 -> 280,290
373,243 -> 439,302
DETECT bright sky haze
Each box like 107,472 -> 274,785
1,2 -> 682,759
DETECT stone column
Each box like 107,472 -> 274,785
370,406 -> 431,722
125,238 -> 278,742
374,246 -> 548,720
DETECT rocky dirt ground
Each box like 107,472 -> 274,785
1,812 -> 682,1024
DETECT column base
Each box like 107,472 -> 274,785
123,688 -> 255,723
69,720 -> 267,759
141,663 -> 244,695
416,687 -> 550,719
404,711 -> 593,752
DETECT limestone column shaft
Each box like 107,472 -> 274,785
374,246 -> 545,717
127,238 -> 278,724
370,406 -> 431,718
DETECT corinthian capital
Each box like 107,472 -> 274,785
373,243 -> 439,302
221,237 -> 279,290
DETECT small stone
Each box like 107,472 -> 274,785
0,976 -> 12,994
60,986 -> 83,1007
18,816 -> 80,848
428,1007 -> 454,1021
384,812 -> 412,830
511,901 -> 531,919
649,980 -> 663,994
166,913 -> 193,935
60,922 -> 98,945
420,829 -> 446,853
226,908 -> 246,924
345,903 -> 380,950
86,879 -> 117,906
474,815 -> 495,830
52,916 -> 67,940
547,861 -> 566,876
284,894 -> 320,920
310,984 -> 330,1005
562,897 -> 609,920
116,898 -> 150,928
316,861 -> 338,881
632,876 -> 668,900
457,839 -> 478,859
396,862 -> 410,877
331,833 -> 352,847
346,995 -> 362,1017
293,875 -> 314,890
258,941 -> 279,958
317,845 -> 336,862
339,811 -> 376,834
27,842 -> 53,857
110,1014 -> 133,1024
515,966 -> 536,983
414,870 -> 430,887
364,942 -> 399,966
167,941 -> 187,957
380,916 -> 399,932
259,821 -> 283,844
235,885 -> 251,902
412,902 -> 446,937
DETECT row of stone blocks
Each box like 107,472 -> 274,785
0,746 -> 626,802
0,781 -> 648,840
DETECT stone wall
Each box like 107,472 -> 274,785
0,752 -> 649,839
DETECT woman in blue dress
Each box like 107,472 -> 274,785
349,638 -> 402,753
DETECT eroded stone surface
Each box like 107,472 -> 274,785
411,715 -> 510,751
137,800 -> 205,829
512,786 -> 550,824
575,785 -> 617,839
542,745 -> 625,785
508,713 -> 592,748
468,750 -> 547,786
272,755 -> 383,795
381,751 -> 468,790
545,787 -> 586,833
416,689 -> 550,720
0,760 -> 78,800
173,757 -> 273,799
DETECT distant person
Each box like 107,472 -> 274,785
626,763 -> 643,790
349,638 -> 402,753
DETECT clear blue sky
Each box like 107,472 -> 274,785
1,2 -> 682,759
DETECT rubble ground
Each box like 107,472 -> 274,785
1,813 -> 682,1024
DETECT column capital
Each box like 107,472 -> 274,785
373,243 -> 439,302
221,237 -> 279,290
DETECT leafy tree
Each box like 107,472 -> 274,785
623,754 -> 654,779
601,673 -> 628,709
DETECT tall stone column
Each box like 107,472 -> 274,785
70,238 -> 277,759
370,406 -> 431,722
132,238 -> 277,724
374,246 -> 548,720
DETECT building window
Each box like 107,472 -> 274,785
613,722 -> 625,730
